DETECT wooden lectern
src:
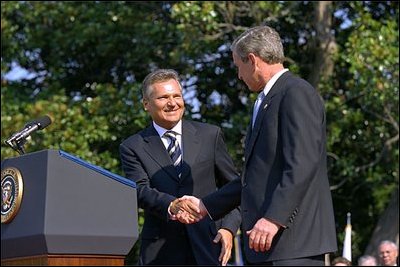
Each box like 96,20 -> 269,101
1,149 -> 138,266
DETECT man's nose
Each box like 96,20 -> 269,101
167,97 -> 176,105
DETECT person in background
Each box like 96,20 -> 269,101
378,240 -> 398,266
171,25 -> 338,266
119,69 -> 241,265
357,254 -> 377,266
331,256 -> 352,266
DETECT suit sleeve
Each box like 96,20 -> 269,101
120,142 -> 175,222
211,128 -> 242,233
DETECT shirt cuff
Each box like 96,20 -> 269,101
167,202 -> 178,221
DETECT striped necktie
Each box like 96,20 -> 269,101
164,131 -> 182,178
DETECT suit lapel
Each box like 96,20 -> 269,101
244,72 -> 291,163
181,120 -> 201,180
244,96 -> 272,161
142,126 -> 179,181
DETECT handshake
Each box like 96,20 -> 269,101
169,196 -> 209,224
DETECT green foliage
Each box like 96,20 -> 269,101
323,1 -> 399,260
1,1 -> 398,265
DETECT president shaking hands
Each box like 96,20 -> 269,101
169,25 -> 337,266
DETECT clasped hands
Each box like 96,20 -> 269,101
169,195 -> 207,224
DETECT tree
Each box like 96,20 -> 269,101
325,1 -> 399,259
2,1 -> 398,264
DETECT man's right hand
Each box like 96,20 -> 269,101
169,196 -> 208,224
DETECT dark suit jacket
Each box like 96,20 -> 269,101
202,71 -> 337,263
120,120 -> 241,265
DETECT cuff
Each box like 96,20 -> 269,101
167,201 -> 178,221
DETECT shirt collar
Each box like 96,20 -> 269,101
153,120 -> 182,138
260,68 -> 289,98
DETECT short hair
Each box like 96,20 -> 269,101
331,256 -> 352,266
142,69 -> 181,99
358,255 -> 377,266
379,240 -> 398,250
230,25 -> 285,64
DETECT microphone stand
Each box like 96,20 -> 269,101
15,139 -> 27,155
5,136 -> 27,155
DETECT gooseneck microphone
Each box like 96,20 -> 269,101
5,115 -> 52,155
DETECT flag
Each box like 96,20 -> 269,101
342,212 -> 352,262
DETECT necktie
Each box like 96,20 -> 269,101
252,92 -> 265,128
164,131 -> 182,178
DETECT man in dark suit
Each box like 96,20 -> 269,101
172,25 -> 338,265
119,69 -> 241,265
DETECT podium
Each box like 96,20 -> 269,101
1,149 -> 138,266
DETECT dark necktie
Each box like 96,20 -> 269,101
164,131 -> 182,178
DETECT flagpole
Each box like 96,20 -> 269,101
234,230 -> 244,266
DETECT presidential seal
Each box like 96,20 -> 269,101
1,167 -> 23,224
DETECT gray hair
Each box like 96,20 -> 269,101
358,255 -> 377,265
142,69 -> 182,99
230,25 -> 285,64
379,240 -> 398,250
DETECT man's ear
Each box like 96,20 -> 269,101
142,99 -> 148,111
248,53 -> 257,65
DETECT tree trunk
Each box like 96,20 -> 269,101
309,1 -> 337,90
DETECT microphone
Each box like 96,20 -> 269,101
5,115 -> 52,154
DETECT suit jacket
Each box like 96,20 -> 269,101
120,120 -> 241,265
202,71 -> 337,263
